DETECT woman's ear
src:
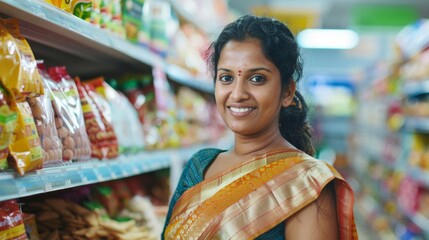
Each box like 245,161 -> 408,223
282,81 -> 296,107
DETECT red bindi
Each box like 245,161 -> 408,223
238,70 -> 242,76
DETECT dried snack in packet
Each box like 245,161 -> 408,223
7,100 -> 44,176
0,83 -> 17,171
27,63 -> 63,166
76,77 -> 118,159
0,200 -> 26,240
0,19 -> 43,100
98,79 -> 145,153
47,66 -> 91,161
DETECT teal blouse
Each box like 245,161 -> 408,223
161,148 -> 285,239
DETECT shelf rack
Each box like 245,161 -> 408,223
0,0 -> 214,94
0,145 -> 207,202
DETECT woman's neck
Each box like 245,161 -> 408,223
231,130 -> 295,158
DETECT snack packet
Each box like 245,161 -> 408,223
27,63 -> 63,166
0,200 -> 26,240
0,19 -> 43,100
76,77 -> 118,159
47,66 -> 91,161
7,101 -> 44,176
98,79 -> 145,153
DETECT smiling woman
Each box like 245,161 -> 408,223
162,15 -> 358,240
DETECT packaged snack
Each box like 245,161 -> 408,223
83,78 -> 119,158
121,0 -> 147,44
120,75 -> 159,148
46,0 -> 72,12
100,80 -> 145,153
0,200 -> 26,240
75,77 -> 118,159
47,66 -> 91,161
0,19 -> 43,100
71,0 -> 93,21
27,78 -> 63,167
8,101 -> 44,176
0,84 -> 17,170
22,213 -> 41,240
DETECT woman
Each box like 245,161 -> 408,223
163,15 -> 358,239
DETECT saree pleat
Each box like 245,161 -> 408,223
164,149 -> 358,240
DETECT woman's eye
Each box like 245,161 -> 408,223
249,75 -> 265,83
219,75 -> 233,83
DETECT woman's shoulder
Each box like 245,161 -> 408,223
187,148 -> 226,167
181,148 -> 226,183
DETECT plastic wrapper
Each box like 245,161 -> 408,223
0,19 -> 43,100
8,101 -> 44,176
43,0 -> 72,13
71,0 -> 92,21
99,80 -> 145,153
46,66 -> 91,161
22,213 -> 40,240
75,77 -> 118,159
27,67 -> 63,166
0,84 -> 17,170
0,200 -> 26,240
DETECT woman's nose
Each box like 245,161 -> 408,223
231,81 -> 249,101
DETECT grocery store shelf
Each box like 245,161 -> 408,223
166,64 -> 214,93
402,80 -> 429,96
0,0 -> 213,92
0,145 -> 205,202
403,117 -> 429,133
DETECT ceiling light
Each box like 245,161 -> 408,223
297,29 -> 359,49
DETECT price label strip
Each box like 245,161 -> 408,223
14,174 -> 44,196
39,170 -> 67,192
0,178 -> 20,198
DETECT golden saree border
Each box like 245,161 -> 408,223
169,149 -> 301,222
165,150 -> 357,240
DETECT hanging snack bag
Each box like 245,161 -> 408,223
75,77 -> 118,159
27,62 -> 63,167
47,66 -> 91,161
98,79 -> 145,153
0,200 -> 26,240
7,100 -> 44,176
0,19 -> 43,100
0,84 -> 17,171
83,78 -> 119,159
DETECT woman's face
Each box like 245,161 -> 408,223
215,38 -> 294,136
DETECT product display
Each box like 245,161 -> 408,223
0,1 -> 229,238
352,19 -> 429,238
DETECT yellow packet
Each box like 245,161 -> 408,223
0,19 -> 44,100
8,101 -> 44,176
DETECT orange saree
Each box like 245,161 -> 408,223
164,149 -> 358,239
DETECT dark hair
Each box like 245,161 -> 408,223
207,15 -> 314,156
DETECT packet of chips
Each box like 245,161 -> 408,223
0,200 -> 26,240
7,101 -> 44,176
76,77 -> 119,159
0,19 -> 43,100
